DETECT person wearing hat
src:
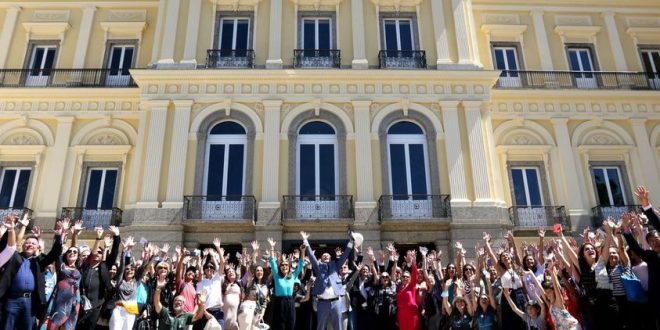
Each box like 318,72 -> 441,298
301,230 -> 354,330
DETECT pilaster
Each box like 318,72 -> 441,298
157,0 -> 181,66
0,6 -> 21,69
602,12 -> 627,71
630,119 -> 660,200
439,101 -> 470,207
72,6 -> 96,68
431,0 -> 452,67
352,101 -> 375,209
531,9 -> 554,71
463,101 -> 495,206
351,0 -> 368,69
163,100 -> 194,208
137,100 -> 170,208
181,0 -> 203,67
38,117 -> 74,219
266,0 -> 283,69
260,100 -> 282,205
452,0 -> 478,67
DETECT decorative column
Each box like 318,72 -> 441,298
38,117 -> 74,218
431,0 -> 452,67
181,0 -> 202,67
630,119 -> 660,198
451,0 -> 476,66
602,11 -> 628,71
352,101 -> 374,203
137,100 -> 170,208
260,100 -> 282,205
163,100 -> 193,208
0,6 -> 21,69
266,0 -> 283,69
150,0 -> 168,63
530,9 -> 554,71
439,101 -> 470,206
551,118 -> 588,220
463,101 -> 494,205
481,104 -> 505,204
157,0 -> 181,66
72,6 -> 96,68
126,112 -> 148,205
351,0 -> 368,69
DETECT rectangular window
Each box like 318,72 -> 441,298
510,167 -> 543,206
302,18 -> 332,50
567,47 -> 597,88
219,18 -> 250,51
107,45 -> 134,76
0,168 -> 31,209
25,44 -> 57,86
641,49 -> 660,88
493,46 -> 520,77
592,166 -> 626,206
383,19 -> 414,51
83,168 -> 118,210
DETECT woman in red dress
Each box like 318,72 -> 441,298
397,250 -> 421,330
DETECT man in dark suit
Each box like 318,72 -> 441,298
0,220 -> 64,329
302,231 -> 354,330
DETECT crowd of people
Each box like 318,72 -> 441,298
0,185 -> 658,330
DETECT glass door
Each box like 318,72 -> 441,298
26,46 -> 56,86
568,48 -> 597,88
641,49 -> 660,89
493,46 -> 521,87
106,45 -> 134,86
511,167 -> 546,227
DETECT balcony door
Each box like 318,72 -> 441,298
387,121 -> 431,218
105,44 -> 134,86
568,47 -> 597,88
493,46 -> 521,87
204,122 -> 247,219
83,168 -> 118,227
641,49 -> 660,89
0,168 -> 31,210
510,167 -> 546,227
26,45 -> 57,87
296,121 -> 338,218
592,166 -> 628,220
219,18 -> 250,56
383,19 -> 413,52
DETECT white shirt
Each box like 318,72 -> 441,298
500,268 -> 522,289
632,261 -> 649,291
196,272 -> 224,309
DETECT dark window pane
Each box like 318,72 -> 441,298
304,20 -> 316,49
100,170 -> 117,209
121,48 -> 134,75
318,20 -> 331,49
389,144 -> 408,197
511,169 -> 527,205
235,20 -> 249,50
494,49 -> 506,75
388,121 -> 423,134
206,145 -> 226,198
399,21 -> 413,50
642,52 -> 654,76
607,168 -> 624,206
43,48 -> 55,75
568,50 -> 581,71
525,169 -> 542,206
109,48 -> 122,75
319,144 -> 335,195
0,170 -> 17,209
13,170 -> 31,209
31,48 -> 44,71
506,49 -> 518,70
384,21 -> 398,51
226,145 -> 244,196
210,121 -> 246,135
580,50 -> 593,71
221,20 -> 235,49
409,144 -> 427,195
299,144 -> 316,196
85,170 -> 103,209
652,52 -> 660,78
592,168 -> 610,206
299,121 -> 335,135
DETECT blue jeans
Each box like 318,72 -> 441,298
2,296 -> 35,329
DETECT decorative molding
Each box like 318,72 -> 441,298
583,133 -> 619,145
481,13 -> 520,25
86,133 -> 125,145
3,133 -> 40,145
209,0 -> 263,10
32,10 -> 70,22
554,25 -> 601,43
370,0 -> 422,11
625,17 -> 660,28
554,15 -> 591,26
22,22 -> 70,40
100,21 -> 147,40
481,24 -> 527,43
290,0 -> 343,10
107,10 -> 147,22
626,27 -> 660,44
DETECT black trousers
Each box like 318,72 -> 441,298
272,296 -> 295,330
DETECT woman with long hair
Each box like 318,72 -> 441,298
223,267 -> 242,330
239,241 -> 270,330
109,236 -> 146,330
268,237 -> 305,330
396,250 -> 420,330
441,278 -> 475,330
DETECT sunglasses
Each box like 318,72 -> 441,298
157,266 -> 169,270
67,250 -> 79,255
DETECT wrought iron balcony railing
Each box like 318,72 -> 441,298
0,69 -> 137,87
378,195 -> 450,221
184,195 -> 257,223
293,49 -> 341,68
61,207 -> 122,228
206,49 -> 255,68
0,207 -> 33,221
378,50 -> 426,69
495,70 -> 660,90
282,195 -> 354,220
509,205 -> 570,228
591,205 -> 642,227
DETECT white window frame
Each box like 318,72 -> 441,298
302,18 -> 332,50
0,167 -> 31,209
107,44 -> 134,75
492,46 -> 520,71
592,166 -> 627,206
29,45 -> 57,73
510,166 -> 544,206
382,18 -> 414,51
641,49 -> 660,74
386,132 -> 430,196
219,17 -> 251,50
296,126 -> 339,196
203,133 -> 248,196
567,47 -> 596,72
83,167 -> 118,209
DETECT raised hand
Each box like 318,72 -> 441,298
293,248 -> 300,260
419,246 -> 428,256
54,220 -> 66,236
483,232 -> 492,244
108,225 -> 120,236
162,243 -> 170,254
385,242 -> 396,254
634,186 -> 650,206
73,219 -> 84,234
367,246 -> 375,261
31,225 -> 42,238
18,213 -> 30,227
213,237 -> 221,250
60,218 -> 71,232
538,228 -> 545,239
175,245 -> 182,255
3,216 -> 14,230
300,231 -> 310,242
122,236 -> 135,250
251,240 -> 260,251
104,234 -> 113,247
335,247 -> 342,257
95,226 -> 104,239
505,230 -> 515,242
267,237 -> 276,248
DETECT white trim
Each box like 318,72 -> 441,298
510,166 -> 544,206
382,18 -> 414,51
591,166 -> 626,205
203,123 -> 247,196
0,167 -> 31,208
83,167 -> 118,209
296,122 -> 338,195
219,17 -> 251,50
386,132 -> 430,196
301,17 -> 332,49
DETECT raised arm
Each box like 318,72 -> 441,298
502,288 -> 525,319
635,186 -> 659,231
597,219 -> 614,264
154,276 -> 167,315
336,238 -> 354,268
537,229 -> 546,265
15,213 -> 29,244
70,219 -> 84,249
506,231 -> 522,267
107,225 -> 121,266
38,221 -> 65,269
483,232 -> 504,275
557,226 -> 579,273
549,268 -> 565,309
301,232 -> 320,275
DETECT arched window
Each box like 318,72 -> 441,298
297,121 -> 338,197
204,121 -> 247,198
387,121 -> 429,199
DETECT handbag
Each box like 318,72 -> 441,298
620,268 -> 648,303
81,295 -> 93,311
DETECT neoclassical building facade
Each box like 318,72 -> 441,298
0,0 -> 659,253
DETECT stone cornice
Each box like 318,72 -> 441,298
0,2 -> 159,9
